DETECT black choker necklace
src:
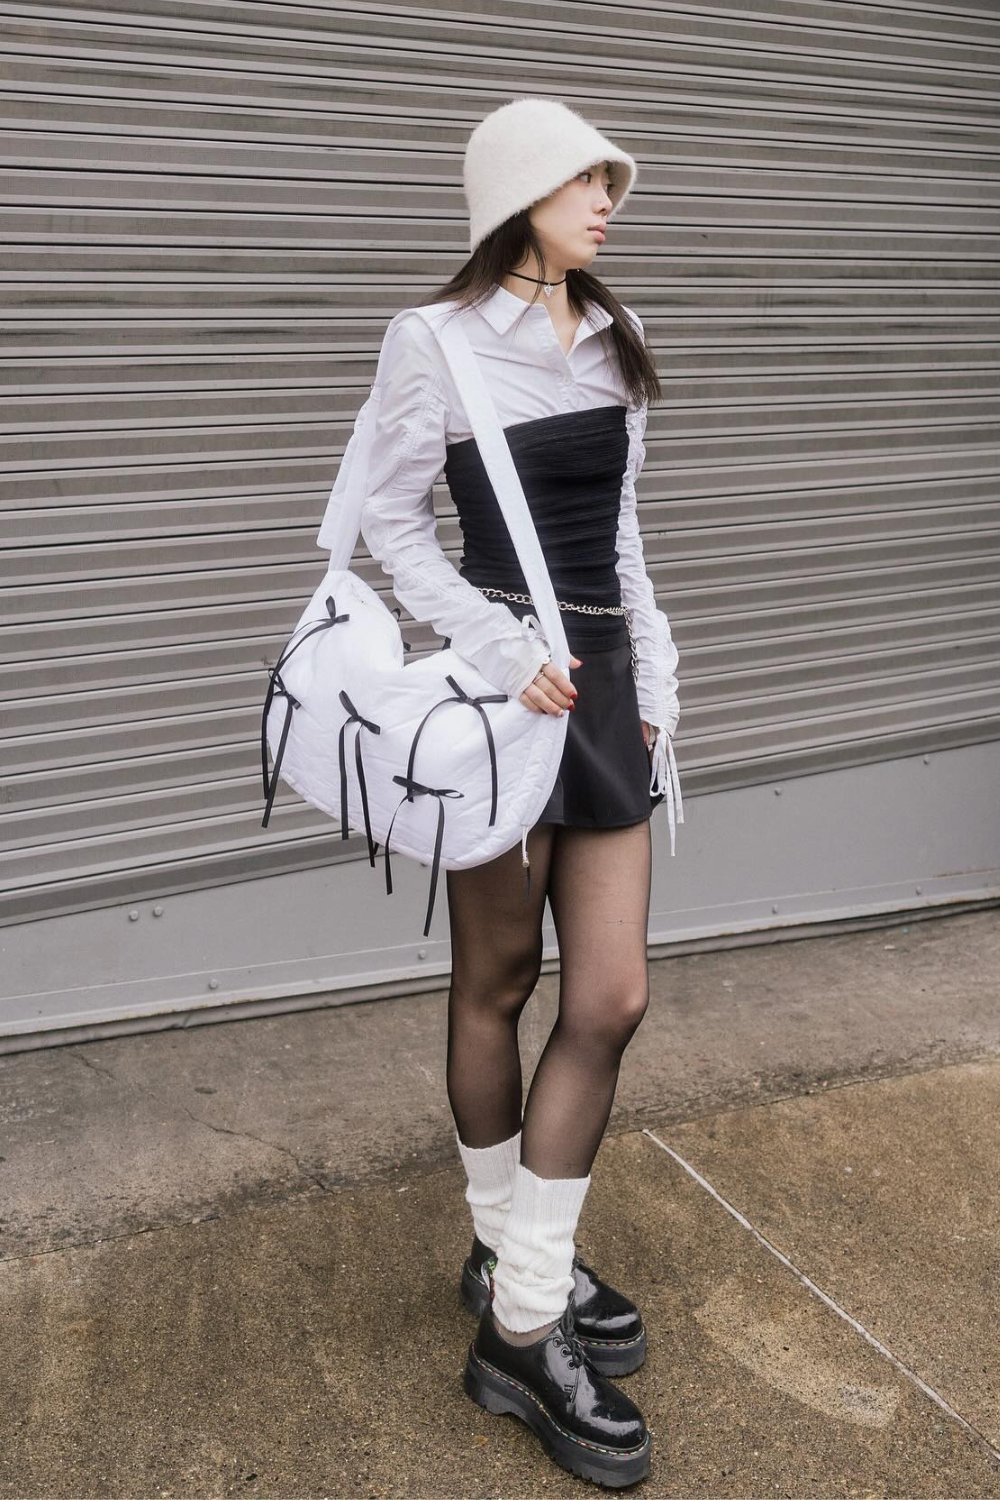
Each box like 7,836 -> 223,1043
507,270 -> 567,299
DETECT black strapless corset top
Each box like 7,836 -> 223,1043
443,403 -> 630,606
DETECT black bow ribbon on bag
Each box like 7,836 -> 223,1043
337,689 -> 381,867
441,674 -> 507,826
260,668 -> 300,829
404,674 -> 507,826
261,594 -> 350,828
383,775 -> 464,938
378,673 -> 506,935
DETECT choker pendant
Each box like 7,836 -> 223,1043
543,281 -> 555,297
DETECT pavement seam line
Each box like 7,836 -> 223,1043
641,1126 -> 1000,1468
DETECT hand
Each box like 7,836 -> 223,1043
518,656 -> 582,715
641,720 -> 658,752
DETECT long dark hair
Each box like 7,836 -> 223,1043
417,210 -> 661,410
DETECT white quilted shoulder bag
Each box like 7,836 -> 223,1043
260,302 -> 570,936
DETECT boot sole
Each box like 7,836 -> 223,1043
464,1341 -> 651,1489
460,1258 -> 648,1377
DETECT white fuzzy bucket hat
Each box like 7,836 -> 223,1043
463,96 -> 638,253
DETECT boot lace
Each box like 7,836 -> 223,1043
554,1315 -> 586,1368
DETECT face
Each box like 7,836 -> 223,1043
526,161 -> 616,274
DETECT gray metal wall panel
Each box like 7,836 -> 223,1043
2,0 -> 999,927
3,739 -> 999,1051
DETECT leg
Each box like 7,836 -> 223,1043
445,822 -> 556,1147
460,830 -> 654,1487
521,819 -> 653,1178
490,818 -> 653,1339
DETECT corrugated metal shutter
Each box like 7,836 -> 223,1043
3,0 -> 999,927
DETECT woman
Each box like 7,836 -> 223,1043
346,98 -> 682,1487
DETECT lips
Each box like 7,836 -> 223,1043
589,226 -> 606,241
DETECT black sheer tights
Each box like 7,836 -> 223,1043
445,818 -> 652,1180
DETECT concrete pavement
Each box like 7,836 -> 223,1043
1,907 -> 999,1497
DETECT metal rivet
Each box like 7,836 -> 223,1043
128,910 -> 139,922
915,887 -> 922,896
417,948 -> 427,960
207,978 -> 219,991
774,786 -> 783,796
152,905 -> 164,918
771,904 -> 779,914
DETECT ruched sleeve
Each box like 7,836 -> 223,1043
327,309 -> 552,700
615,398 -> 680,736
615,308 -> 684,851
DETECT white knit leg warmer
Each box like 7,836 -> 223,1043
455,1127 -> 522,1252
490,1162 -> 591,1333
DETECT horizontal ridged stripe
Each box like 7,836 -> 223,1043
2,1 -> 998,923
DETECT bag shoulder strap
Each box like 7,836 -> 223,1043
317,300 -> 568,668
416,304 -> 567,667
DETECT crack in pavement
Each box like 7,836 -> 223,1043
174,1099 -> 331,1192
66,1048 -> 119,1085
64,1046 -> 331,1193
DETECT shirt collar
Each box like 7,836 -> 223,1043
475,281 -> 615,339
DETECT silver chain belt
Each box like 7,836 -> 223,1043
477,585 -> 639,683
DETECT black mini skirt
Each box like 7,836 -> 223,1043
505,600 -> 664,829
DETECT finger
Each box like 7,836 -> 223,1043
543,667 -> 578,703
531,663 -> 576,706
536,660 -> 580,684
537,678 -> 575,711
519,682 -> 563,716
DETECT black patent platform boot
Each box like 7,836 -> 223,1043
463,1258 -> 652,1488
461,1232 -> 647,1376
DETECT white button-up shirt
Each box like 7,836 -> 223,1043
317,282 -> 683,836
